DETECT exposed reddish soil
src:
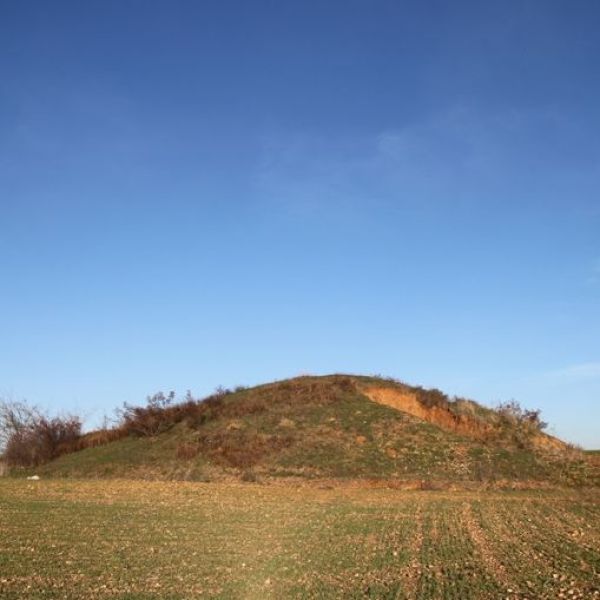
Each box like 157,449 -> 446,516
363,386 -> 494,439
362,386 -> 567,453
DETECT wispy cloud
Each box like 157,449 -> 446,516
544,362 -> 600,382
253,106 -> 598,219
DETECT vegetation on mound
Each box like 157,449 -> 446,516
1,375 -> 596,485
0,400 -> 81,466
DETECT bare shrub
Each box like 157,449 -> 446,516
118,391 -> 188,437
0,399 -> 40,452
414,387 -> 450,410
497,400 -> 548,431
147,391 -> 175,410
1,402 -> 82,467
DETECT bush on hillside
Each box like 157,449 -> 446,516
414,387 -> 450,410
0,399 -> 38,452
497,400 -> 548,431
117,378 -> 353,439
0,399 -> 82,467
118,391 -> 187,437
117,388 -> 229,437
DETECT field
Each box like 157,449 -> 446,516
0,480 -> 598,599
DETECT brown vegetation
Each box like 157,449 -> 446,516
196,430 -> 295,468
0,400 -> 81,467
2,375 -> 583,484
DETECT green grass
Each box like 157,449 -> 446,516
0,479 -> 598,599
12,375 -> 599,486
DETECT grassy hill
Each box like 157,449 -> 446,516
18,374 -> 598,486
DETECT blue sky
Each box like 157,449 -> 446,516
1,1 -> 599,447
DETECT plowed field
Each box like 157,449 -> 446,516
0,480 -> 598,599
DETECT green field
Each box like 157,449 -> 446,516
0,480 -> 598,599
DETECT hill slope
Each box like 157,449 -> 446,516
24,375 -> 598,486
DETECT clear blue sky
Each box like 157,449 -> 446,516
1,1 -> 599,447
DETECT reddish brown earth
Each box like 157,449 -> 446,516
362,385 -> 567,453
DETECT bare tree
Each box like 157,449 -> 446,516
0,398 -> 40,452
0,397 -> 81,466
